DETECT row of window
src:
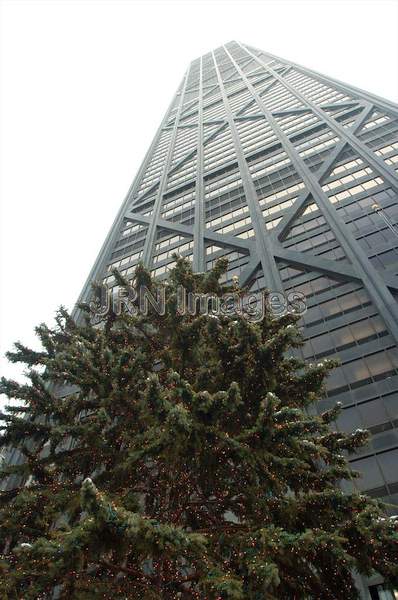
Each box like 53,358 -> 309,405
326,346 -> 398,393
298,134 -> 339,160
285,69 -> 352,107
153,240 -> 194,264
302,314 -> 386,360
121,221 -> 145,238
325,173 -> 380,199
215,214 -> 252,234
151,260 -> 178,277
205,189 -> 247,223
257,180 -> 305,207
107,250 -> 143,273
114,222 -> 148,250
171,128 -> 198,164
375,141 -> 398,170
202,100 -> 226,121
228,88 -> 253,114
250,150 -> 292,179
206,204 -> 249,228
236,119 -> 277,156
162,187 -> 195,211
167,159 -> 197,189
162,198 -> 195,220
348,447 -> 398,493
362,114 -> 389,131
276,113 -> 318,137
330,157 -> 363,177
254,169 -> 301,206
262,194 -> 297,217
155,234 -> 190,250
299,284 -> 371,327
294,128 -> 338,154
204,172 -> 242,198
262,83 -> 303,113
110,235 -> 147,261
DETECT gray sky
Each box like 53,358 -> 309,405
1,0 -> 398,397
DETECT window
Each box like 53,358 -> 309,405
378,449 -> 398,484
354,456 -> 384,491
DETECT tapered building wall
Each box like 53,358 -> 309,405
77,42 -> 398,520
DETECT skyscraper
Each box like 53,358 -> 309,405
74,42 -> 398,598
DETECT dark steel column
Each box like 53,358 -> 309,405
142,68 -> 190,265
212,50 -> 283,293
193,56 -> 206,272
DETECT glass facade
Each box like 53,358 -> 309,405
75,41 -> 398,598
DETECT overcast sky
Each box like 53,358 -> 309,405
1,0 -> 398,398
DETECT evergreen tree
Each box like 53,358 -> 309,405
0,258 -> 397,599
